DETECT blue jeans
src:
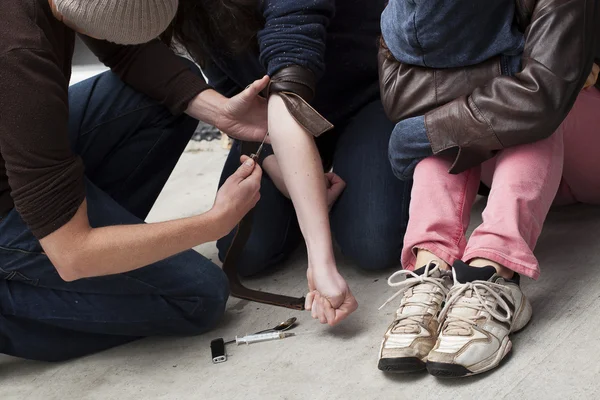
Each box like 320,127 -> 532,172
0,71 -> 229,361
217,100 -> 411,276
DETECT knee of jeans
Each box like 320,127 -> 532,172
211,267 -> 230,303
199,296 -> 228,333
388,149 -> 416,182
337,231 -> 402,271
183,267 -> 230,334
388,148 -> 406,182
206,266 -> 229,307
391,165 -> 413,182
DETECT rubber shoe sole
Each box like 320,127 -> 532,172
426,346 -> 513,378
378,357 -> 426,373
426,361 -> 472,378
426,338 -> 513,378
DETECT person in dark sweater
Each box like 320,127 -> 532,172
0,0 -> 269,361
167,0 -> 412,325
377,0 -> 599,377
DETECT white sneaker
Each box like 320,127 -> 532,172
378,262 -> 452,373
427,262 -> 533,377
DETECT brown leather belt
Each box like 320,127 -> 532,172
221,141 -> 305,310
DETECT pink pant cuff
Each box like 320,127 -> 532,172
463,249 -> 540,280
402,243 -> 461,272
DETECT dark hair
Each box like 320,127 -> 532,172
163,0 -> 263,66
379,36 -> 394,60
378,1 -> 393,60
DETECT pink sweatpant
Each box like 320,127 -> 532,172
402,87 -> 600,279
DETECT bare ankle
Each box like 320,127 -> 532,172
469,258 -> 514,279
415,249 -> 450,271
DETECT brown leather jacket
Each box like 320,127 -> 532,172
379,0 -> 599,174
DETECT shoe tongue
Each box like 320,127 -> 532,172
392,321 -> 421,334
394,287 -> 432,334
393,267 -> 445,334
453,261 -> 496,283
444,261 -> 497,336
413,264 -> 444,279
443,294 -> 481,336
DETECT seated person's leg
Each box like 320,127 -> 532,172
464,130 -> 564,279
0,65 -> 228,362
0,182 -> 228,362
399,159 -> 481,272
378,146 -> 480,373
427,132 -> 564,377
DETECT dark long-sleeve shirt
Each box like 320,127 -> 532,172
202,0 -> 386,160
0,0 -> 210,238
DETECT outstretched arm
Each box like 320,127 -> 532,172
268,95 -> 357,326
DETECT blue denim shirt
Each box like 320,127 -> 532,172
381,0 -> 524,71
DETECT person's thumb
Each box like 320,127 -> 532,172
238,76 -> 270,102
232,157 -> 256,182
325,292 -> 345,310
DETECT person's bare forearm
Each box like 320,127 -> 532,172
185,89 -> 227,127
40,153 -> 261,282
267,95 -> 336,268
41,200 -> 228,281
263,155 -> 290,198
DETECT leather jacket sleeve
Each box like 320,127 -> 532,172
378,46 -> 503,123
423,0 -> 598,174
267,65 -> 334,137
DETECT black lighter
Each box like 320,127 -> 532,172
210,338 -> 227,364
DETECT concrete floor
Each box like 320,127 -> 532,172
2,140 -> 600,400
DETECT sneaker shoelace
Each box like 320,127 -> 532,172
379,262 -> 449,333
438,268 -> 514,336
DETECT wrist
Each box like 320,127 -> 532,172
205,206 -> 235,241
186,89 -> 228,129
305,231 -> 336,270
307,252 -> 337,272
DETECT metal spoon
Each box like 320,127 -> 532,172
225,317 -> 297,345
255,317 -> 297,335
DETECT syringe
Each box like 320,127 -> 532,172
235,331 -> 295,345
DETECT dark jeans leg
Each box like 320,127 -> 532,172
330,100 -> 411,271
67,70 -> 197,219
0,71 -> 229,362
215,141 -> 303,277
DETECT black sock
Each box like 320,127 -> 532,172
453,260 -> 520,284
453,260 -> 496,283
